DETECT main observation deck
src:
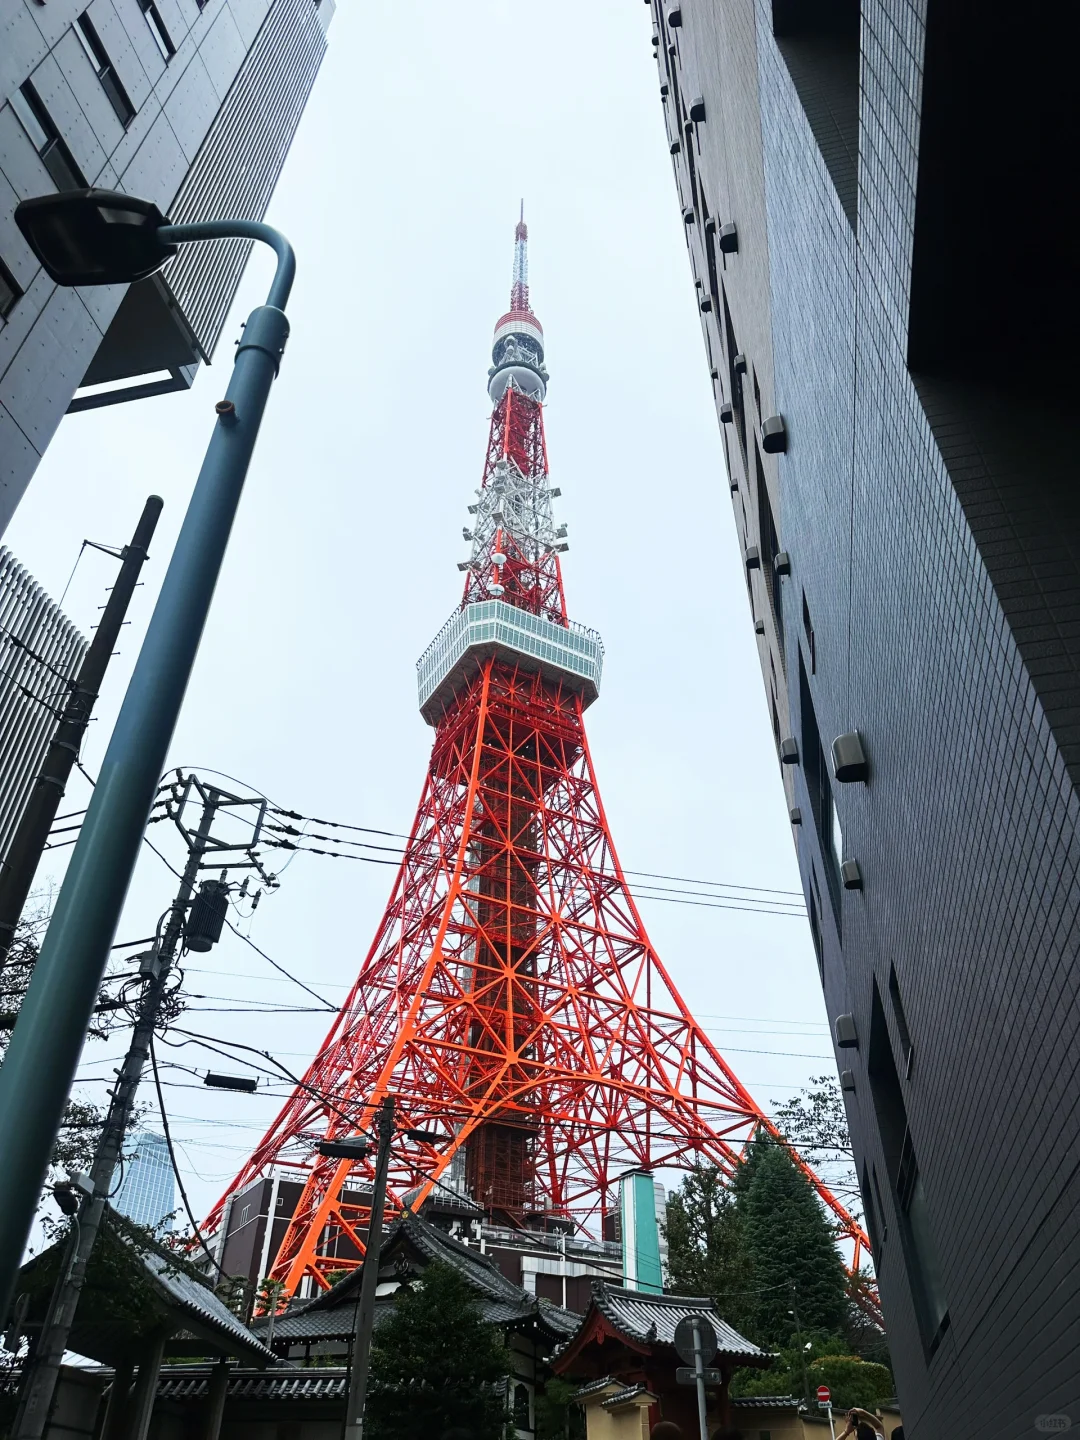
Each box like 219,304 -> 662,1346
417,600 -> 604,726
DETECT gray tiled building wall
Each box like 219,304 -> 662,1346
653,0 -> 1080,1434
0,0 -> 329,536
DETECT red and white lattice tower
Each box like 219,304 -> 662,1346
206,213 -> 868,1295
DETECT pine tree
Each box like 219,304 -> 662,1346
737,1139 -> 850,1346
664,1163 -> 754,1334
365,1260 -> 511,1440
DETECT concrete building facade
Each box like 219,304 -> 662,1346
647,0 -> 1074,1435
0,0 -> 331,534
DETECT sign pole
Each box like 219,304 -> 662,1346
827,1403 -> 836,1440
691,1319 -> 709,1440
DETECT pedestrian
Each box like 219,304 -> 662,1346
837,1408 -> 885,1440
650,1424 -> 683,1440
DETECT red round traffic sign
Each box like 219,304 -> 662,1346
817,1386 -> 831,1403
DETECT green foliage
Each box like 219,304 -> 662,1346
534,1378 -> 585,1440
737,1139 -> 850,1345
663,1163 -> 754,1333
365,1261 -> 511,1440
24,1210 -> 202,1342
1,906 -> 139,1188
734,1340 -> 891,1411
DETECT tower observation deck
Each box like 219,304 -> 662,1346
205,213 -> 871,1303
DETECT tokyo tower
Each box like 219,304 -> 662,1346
207,213 -> 868,1295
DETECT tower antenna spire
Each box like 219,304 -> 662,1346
511,203 -> 530,314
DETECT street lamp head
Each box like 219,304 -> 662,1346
14,189 -> 177,287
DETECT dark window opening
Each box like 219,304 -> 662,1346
0,256 -> 22,321
871,1166 -> 888,1244
753,365 -> 762,417
868,981 -> 949,1353
75,13 -> 135,125
757,446 -> 784,659
721,286 -> 747,463
772,0 -> 859,230
888,963 -> 914,1074
860,1164 -> 881,1255
808,871 -> 823,978
799,653 -> 841,911
802,591 -> 816,673
702,192 -> 720,308
770,691 -> 782,758
138,0 -> 175,59
10,82 -> 87,191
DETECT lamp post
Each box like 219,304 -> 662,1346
0,190 -> 297,1324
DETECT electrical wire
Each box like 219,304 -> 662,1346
148,1033 -> 226,1276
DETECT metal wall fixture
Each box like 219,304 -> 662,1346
719,402 -> 733,423
754,620 -> 765,634
733,352 -> 748,374
761,414 -> 787,453
689,96 -> 706,121
774,551 -> 791,576
683,207 -> 695,225
718,222 -> 739,253
744,545 -> 760,570
699,295 -> 712,312
780,737 -> 799,764
667,7 -> 682,25
841,858 -> 864,890
789,806 -> 802,824
840,1070 -> 856,1092
832,730 -> 869,782
835,1013 -> 859,1048
670,139 -> 681,155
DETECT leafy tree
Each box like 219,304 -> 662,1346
771,1074 -> 860,1216
534,1378 -> 585,1440
664,1163 -> 754,1333
0,906 -> 135,1187
365,1261 -> 511,1440
736,1139 -> 850,1347
734,1332 -> 892,1410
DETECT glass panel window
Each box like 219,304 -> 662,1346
1,255 -> 23,321
10,83 -> 87,191
75,13 -> 136,126
138,0 -> 175,60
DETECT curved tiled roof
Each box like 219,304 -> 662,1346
731,1395 -> 800,1409
158,1369 -> 349,1401
589,1282 -> 766,1362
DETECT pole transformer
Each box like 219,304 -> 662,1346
343,1094 -> 395,1440
11,787 -> 222,1440
0,496 -> 163,964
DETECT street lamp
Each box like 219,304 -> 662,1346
0,189 -> 297,1325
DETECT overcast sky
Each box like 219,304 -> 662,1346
6,0 -> 833,1235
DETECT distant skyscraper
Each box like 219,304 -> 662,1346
113,1131 -> 174,1232
0,0 -> 333,534
649,0 -> 1071,1432
0,546 -> 85,878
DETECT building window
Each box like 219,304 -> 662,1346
802,591 -> 816,673
239,1204 -> 251,1226
74,13 -> 136,125
888,963 -> 914,1073
867,982 -> 949,1354
722,287 -> 747,463
10,82 -> 88,191
0,256 -> 22,321
799,654 -> 841,910
757,446 -> 784,657
808,869 -> 824,977
138,0 -> 176,60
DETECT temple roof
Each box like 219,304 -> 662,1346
251,1209 -> 579,1346
554,1281 -> 771,1377
590,1282 -> 768,1360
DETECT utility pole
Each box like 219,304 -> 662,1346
11,788 -> 220,1440
342,1095 -> 395,1440
0,496 -> 163,964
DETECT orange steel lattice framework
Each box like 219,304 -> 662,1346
205,218 -> 870,1298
